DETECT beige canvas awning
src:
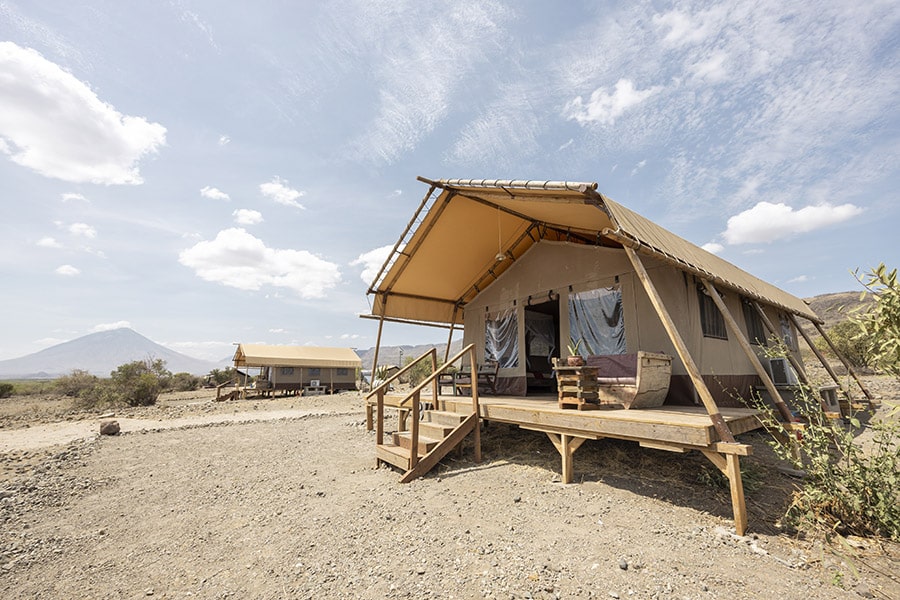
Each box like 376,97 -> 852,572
233,344 -> 362,369
367,178 -> 819,324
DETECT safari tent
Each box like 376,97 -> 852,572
368,178 -> 869,411
362,178 -> 872,535
232,344 -> 361,394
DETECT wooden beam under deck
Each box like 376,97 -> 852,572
437,394 -> 761,535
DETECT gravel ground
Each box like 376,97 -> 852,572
0,387 -> 898,599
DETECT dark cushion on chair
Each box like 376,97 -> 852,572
586,353 -> 638,379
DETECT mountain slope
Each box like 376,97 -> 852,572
0,328 -> 221,378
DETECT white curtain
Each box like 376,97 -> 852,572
485,307 -> 519,368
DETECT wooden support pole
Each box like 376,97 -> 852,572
700,449 -> 748,536
444,305 -> 458,365
546,433 -> 587,483
702,281 -> 796,423
751,301 -> 809,385
811,320 -> 874,402
371,314 -> 385,386
789,314 -> 848,397
623,246 -> 736,444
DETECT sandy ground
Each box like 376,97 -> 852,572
0,386 -> 898,599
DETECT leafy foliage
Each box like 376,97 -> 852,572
0,382 -> 14,398
207,367 -> 237,386
851,263 -> 900,378
109,359 -> 171,406
815,320 -> 873,370
170,372 -> 201,392
754,373 -> 900,540
402,354 -> 439,387
54,369 -> 100,398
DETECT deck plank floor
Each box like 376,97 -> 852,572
437,394 -> 762,448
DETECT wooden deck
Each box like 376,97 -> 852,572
438,394 -> 762,450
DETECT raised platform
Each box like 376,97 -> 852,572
438,394 -> 761,448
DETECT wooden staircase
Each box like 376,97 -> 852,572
370,344 -> 482,483
376,406 -> 477,483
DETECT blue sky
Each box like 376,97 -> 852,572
0,1 -> 897,362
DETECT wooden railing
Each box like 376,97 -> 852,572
372,343 -> 481,470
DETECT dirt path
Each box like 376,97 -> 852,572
0,389 -> 897,599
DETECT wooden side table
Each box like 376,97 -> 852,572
552,360 -> 600,410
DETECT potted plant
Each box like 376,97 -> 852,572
566,338 -> 585,366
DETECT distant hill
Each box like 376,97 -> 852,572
355,340 -> 463,371
0,328 -> 222,379
804,291 -> 871,330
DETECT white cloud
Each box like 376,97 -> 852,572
787,275 -> 809,283
260,177 -> 305,209
350,244 -> 395,285
179,227 -> 340,298
564,79 -> 662,126
722,201 -> 864,245
55,264 -> 80,276
68,222 -> 97,238
340,333 -> 361,340
200,186 -> 230,201
269,328 -> 285,333
653,7 -> 726,47
37,236 -> 61,248
61,192 -> 87,202
233,208 -> 263,225
0,42 -> 166,184
92,321 -> 131,332
631,159 -> 647,176
702,242 -> 724,254
690,51 -> 729,82
218,135 -> 230,146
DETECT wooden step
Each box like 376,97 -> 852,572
421,409 -> 467,427
419,420 -> 455,439
393,431 -> 440,455
376,443 -> 412,470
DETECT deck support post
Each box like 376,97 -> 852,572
546,433 -> 587,483
622,246 -> 736,444
702,281 -> 796,423
700,448 -> 748,536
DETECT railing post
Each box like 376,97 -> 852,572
431,348 -> 438,406
469,346 -> 482,463
376,388 -> 384,448
410,390 -> 421,468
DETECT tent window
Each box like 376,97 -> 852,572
336,368 -> 348,376
280,367 -> 294,375
309,368 -> 321,377
485,307 -> 519,369
779,313 -> 797,351
742,299 -> 767,346
568,286 -> 625,355
698,287 -> 728,340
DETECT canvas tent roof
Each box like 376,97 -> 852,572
367,178 -> 819,325
233,344 -> 361,368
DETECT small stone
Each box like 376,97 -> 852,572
99,420 -> 120,435
513,496 -> 522,503
618,559 -> 628,571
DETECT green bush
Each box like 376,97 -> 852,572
816,320 -> 873,370
0,382 -> 14,398
54,369 -> 100,398
851,264 -> 900,378
755,380 -> 900,540
108,359 -> 171,406
170,372 -> 201,392
207,367 -> 237,386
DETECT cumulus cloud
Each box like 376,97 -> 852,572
564,79 -> 662,126
350,244 -> 395,285
37,237 -> 61,248
178,228 -> 340,298
702,242 -> 724,254
233,208 -> 263,225
61,192 -> 87,202
260,177 -> 305,209
92,321 -> 132,332
0,42 -> 166,184
218,135 -> 230,145
787,275 -> 810,283
722,201 -> 864,244
68,222 -> 97,238
55,264 -> 80,276
200,186 -> 230,201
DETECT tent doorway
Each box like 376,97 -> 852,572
524,298 -> 560,394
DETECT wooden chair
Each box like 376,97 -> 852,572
454,360 -> 498,396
